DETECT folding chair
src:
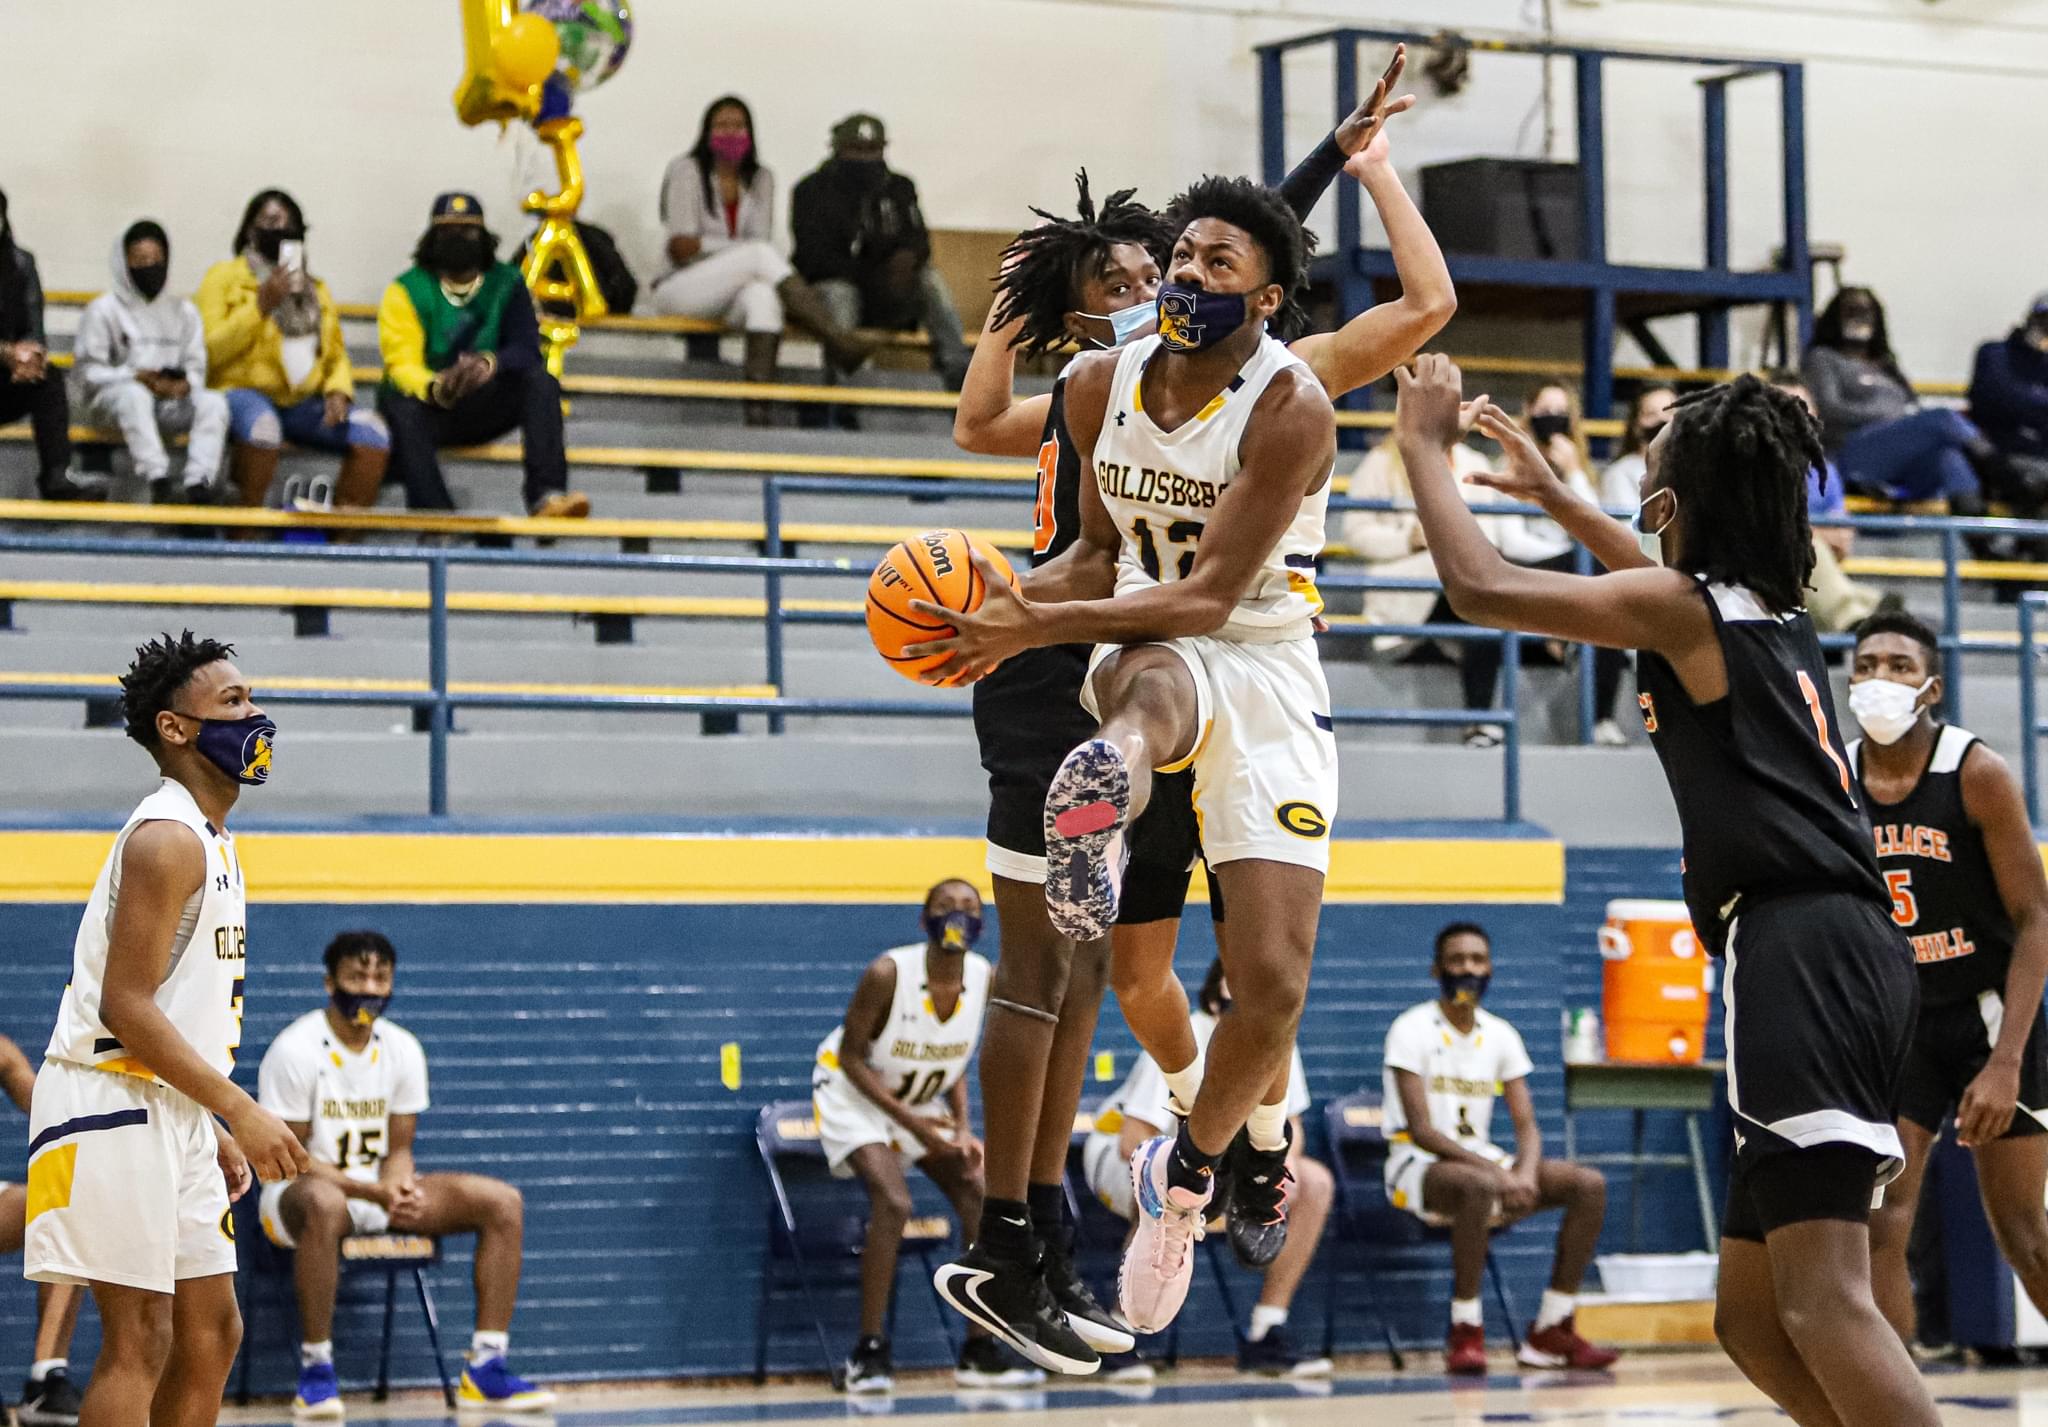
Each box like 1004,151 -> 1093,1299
752,1100 -> 960,1383
232,1189 -> 455,1406
1321,1089 -> 1521,1368
1063,1112 -> 1242,1365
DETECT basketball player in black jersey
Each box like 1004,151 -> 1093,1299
1397,356 -> 1939,1427
1847,611 -> 2048,1346
933,53 -> 1452,1368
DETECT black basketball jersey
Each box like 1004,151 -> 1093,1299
1030,369 -> 1084,566
1850,725 -> 2014,1006
1636,581 -> 1888,955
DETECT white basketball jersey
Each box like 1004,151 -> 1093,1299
1093,332 -> 1331,641
257,1010 -> 431,1184
815,945 -> 992,1110
1381,1001 -> 1534,1149
47,779 -> 247,1081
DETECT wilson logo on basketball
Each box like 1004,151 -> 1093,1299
920,533 -> 956,578
1275,801 -> 1330,839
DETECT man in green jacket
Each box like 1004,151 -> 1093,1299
376,193 -> 587,517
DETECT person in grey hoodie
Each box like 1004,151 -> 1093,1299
74,221 -> 230,504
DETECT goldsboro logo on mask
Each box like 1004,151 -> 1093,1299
1157,290 -> 1203,351
241,728 -> 273,784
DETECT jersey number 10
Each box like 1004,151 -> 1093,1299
894,1070 -> 947,1107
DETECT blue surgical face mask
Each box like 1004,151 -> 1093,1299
175,710 -> 276,786
1072,302 -> 1157,350
1155,282 -> 1249,352
333,990 -> 391,1028
1439,971 -> 1490,1007
925,909 -> 983,952
1631,489 -> 1678,567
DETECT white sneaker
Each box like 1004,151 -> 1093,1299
1593,718 -> 1628,747
1117,1135 -> 1211,1334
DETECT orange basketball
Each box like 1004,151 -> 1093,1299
866,530 -> 1016,685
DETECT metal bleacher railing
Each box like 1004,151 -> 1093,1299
2,500 -> 2042,823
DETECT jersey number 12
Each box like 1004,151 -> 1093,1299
1131,517 -> 1202,581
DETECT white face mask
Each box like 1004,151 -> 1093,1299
1632,489 -> 1678,566
1848,676 -> 1933,745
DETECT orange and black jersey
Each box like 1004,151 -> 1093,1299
1851,725 -> 2015,1006
1636,582 -> 1888,955
1030,369 -> 1084,565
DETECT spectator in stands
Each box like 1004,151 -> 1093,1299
652,96 -> 875,423
1967,294 -> 2048,555
1383,922 -> 1617,1375
1,1033 -> 87,1427
1599,384 -> 1676,510
255,930 -> 555,1419
1771,373 -> 1889,632
1803,287 -> 1989,517
376,194 -> 588,519
1340,414 -> 1491,648
1082,957 -> 1335,1378
0,188 -> 103,501
74,220 -> 230,505
198,189 -> 388,509
791,114 -> 971,392
811,880 -> 1039,1394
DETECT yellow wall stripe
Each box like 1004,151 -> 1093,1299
0,832 -> 1563,905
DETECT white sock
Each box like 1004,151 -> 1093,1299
470,1331 -> 509,1365
300,1341 -> 334,1368
1536,1289 -> 1577,1331
1162,1051 -> 1205,1117
1247,1099 -> 1288,1153
28,1359 -> 66,1383
1450,1297 -> 1482,1328
1247,1305 -> 1289,1342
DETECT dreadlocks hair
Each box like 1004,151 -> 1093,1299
119,630 -> 236,752
1661,374 -> 1826,616
1853,608 -> 1943,679
989,171 -> 1175,357
1165,174 -> 1317,341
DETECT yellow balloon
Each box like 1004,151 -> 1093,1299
494,13 -> 560,91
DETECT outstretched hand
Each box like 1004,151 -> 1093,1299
902,551 -> 1034,686
1393,353 -> 1468,453
1337,45 -> 1417,172
1467,402 -> 1569,507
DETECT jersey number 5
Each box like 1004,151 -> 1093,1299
1795,670 -> 1855,802
1131,517 -> 1203,581
1884,869 -> 1918,928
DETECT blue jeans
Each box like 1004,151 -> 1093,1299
1837,408 -> 1981,502
224,389 -> 389,454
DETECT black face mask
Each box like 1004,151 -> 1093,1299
1529,413 -> 1572,444
251,227 -> 299,263
129,263 -> 168,301
434,232 -> 492,276
836,157 -> 887,186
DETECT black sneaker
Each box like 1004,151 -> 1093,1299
840,1336 -> 892,1395
38,470 -> 108,503
934,1243 -> 1100,1376
20,1367 -> 83,1427
1237,1326 -> 1332,1378
1225,1128 -> 1294,1270
954,1336 -> 1047,1388
1041,1234 -> 1136,1354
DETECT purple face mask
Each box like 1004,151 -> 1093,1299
708,132 -> 753,165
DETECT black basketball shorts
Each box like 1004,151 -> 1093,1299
972,643 -> 1096,883
1717,890 -> 1919,1237
1116,769 -> 1223,927
1896,992 -> 2048,1139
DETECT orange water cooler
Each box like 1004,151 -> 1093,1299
1597,899 -> 1712,1063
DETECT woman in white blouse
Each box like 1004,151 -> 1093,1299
652,96 -> 872,420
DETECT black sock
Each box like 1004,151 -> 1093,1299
1167,1120 -> 1222,1196
1026,1181 -> 1066,1252
978,1196 -> 1035,1260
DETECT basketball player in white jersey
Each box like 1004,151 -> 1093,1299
0,1034 -> 85,1427
811,881 -> 1030,1391
256,931 -> 554,1418
24,631 -> 309,1427
908,177 -> 1339,1333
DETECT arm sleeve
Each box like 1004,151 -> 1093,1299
660,157 -> 704,239
197,262 -> 266,372
256,1034 -> 317,1119
391,1033 -> 431,1115
73,298 -> 135,393
1495,1022 -> 1535,1084
790,175 -> 855,284
1277,132 -> 1347,223
741,168 -> 777,245
492,280 -> 542,376
316,285 -> 355,398
896,177 -> 933,264
377,283 -> 435,401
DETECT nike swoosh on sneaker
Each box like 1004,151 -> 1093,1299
932,1266 -> 1100,1377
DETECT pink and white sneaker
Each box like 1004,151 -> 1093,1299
1117,1134 -> 1212,1334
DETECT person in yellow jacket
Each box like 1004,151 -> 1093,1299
196,190 -> 389,509
375,194 -> 585,517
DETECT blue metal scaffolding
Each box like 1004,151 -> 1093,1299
1256,27 -> 1813,424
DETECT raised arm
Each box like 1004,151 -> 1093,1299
1466,405 -> 1652,574
1956,743 -> 2048,1147
953,290 -> 1053,456
1396,356 -> 1711,660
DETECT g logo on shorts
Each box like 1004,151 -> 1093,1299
1275,801 -> 1330,839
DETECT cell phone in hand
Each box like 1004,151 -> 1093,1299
159,368 -> 187,383
278,239 -> 305,274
